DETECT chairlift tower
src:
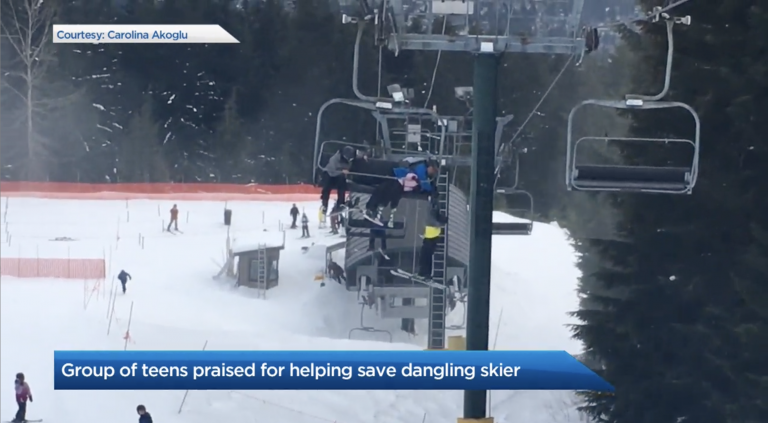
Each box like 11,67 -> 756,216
338,0 -> 589,421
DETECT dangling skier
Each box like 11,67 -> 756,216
13,372 -> 33,423
118,269 -> 132,294
363,157 -> 439,226
320,146 -> 364,216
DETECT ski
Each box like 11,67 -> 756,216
165,229 -> 177,235
378,248 -> 391,260
390,269 -> 446,290
362,213 -> 385,226
4,420 -> 42,422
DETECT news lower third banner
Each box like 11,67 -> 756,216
53,350 -> 614,391
52,25 -> 240,44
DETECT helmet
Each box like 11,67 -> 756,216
341,146 -> 356,161
427,156 -> 440,169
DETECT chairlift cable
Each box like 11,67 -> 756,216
492,54 -> 574,186
423,17 -> 449,109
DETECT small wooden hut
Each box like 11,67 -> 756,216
231,231 -> 285,290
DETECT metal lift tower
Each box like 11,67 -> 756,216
332,1 -> 588,422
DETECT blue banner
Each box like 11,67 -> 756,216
53,350 -> 613,391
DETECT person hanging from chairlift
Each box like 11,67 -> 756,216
362,157 -> 440,226
319,146 -> 365,216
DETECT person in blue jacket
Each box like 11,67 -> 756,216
363,157 -> 439,225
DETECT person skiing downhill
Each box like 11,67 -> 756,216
167,204 -> 179,232
13,372 -> 32,423
364,158 -> 439,226
118,270 -> 132,294
136,405 -> 153,423
319,146 -> 363,215
289,204 -> 299,229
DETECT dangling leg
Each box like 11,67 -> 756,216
364,182 -> 389,221
385,183 -> 404,228
336,176 -> 348,206
320,172 -> 333,213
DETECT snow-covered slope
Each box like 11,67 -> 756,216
0,197 -> 585,423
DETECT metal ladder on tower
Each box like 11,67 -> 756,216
427,169 -> 450,350
256,246 -> 268,299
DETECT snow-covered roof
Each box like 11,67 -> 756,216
231,231 -> 285,254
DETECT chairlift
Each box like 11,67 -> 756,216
492,143 -> 533,235
566,16 -> 700,194
492,187 -> 533,235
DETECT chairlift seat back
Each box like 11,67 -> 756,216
573,164 -> 691,192
492,222 -> 532,235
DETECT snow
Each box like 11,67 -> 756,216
231,230 -> 286,253
0,196 -> 585,423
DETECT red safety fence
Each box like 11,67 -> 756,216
0,182 -> 324,201
0,257 -> 106,279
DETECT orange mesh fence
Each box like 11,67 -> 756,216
1,257 -> 106,279
0,182 -> 324,201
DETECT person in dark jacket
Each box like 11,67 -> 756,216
289,204 -> 299,229
320,146 -> 362,214
328,261 -> 346,285
167,204 -> 179,232
137,405 -> 153,423
118,270 -> 132,294
13,373 -> 32,423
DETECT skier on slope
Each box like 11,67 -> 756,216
301,212 -> 310,238
289,204 -> 299,229
136,405 -> 153,423
167,204 -> 179,232
118,269 -> 132,294
13,372 -> 33,423
363,157 -> 439,226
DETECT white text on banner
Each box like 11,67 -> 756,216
52,25 -> 239,44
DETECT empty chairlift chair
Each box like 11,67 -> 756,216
492,188 -> 533,235
566,98 -> 700,194
566,15 -> 700,194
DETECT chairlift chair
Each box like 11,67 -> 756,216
566,101 -> 700,195
565,16 -> 700,194
492,187 -> 533,235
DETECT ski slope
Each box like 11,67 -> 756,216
0,196 -> 585,423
